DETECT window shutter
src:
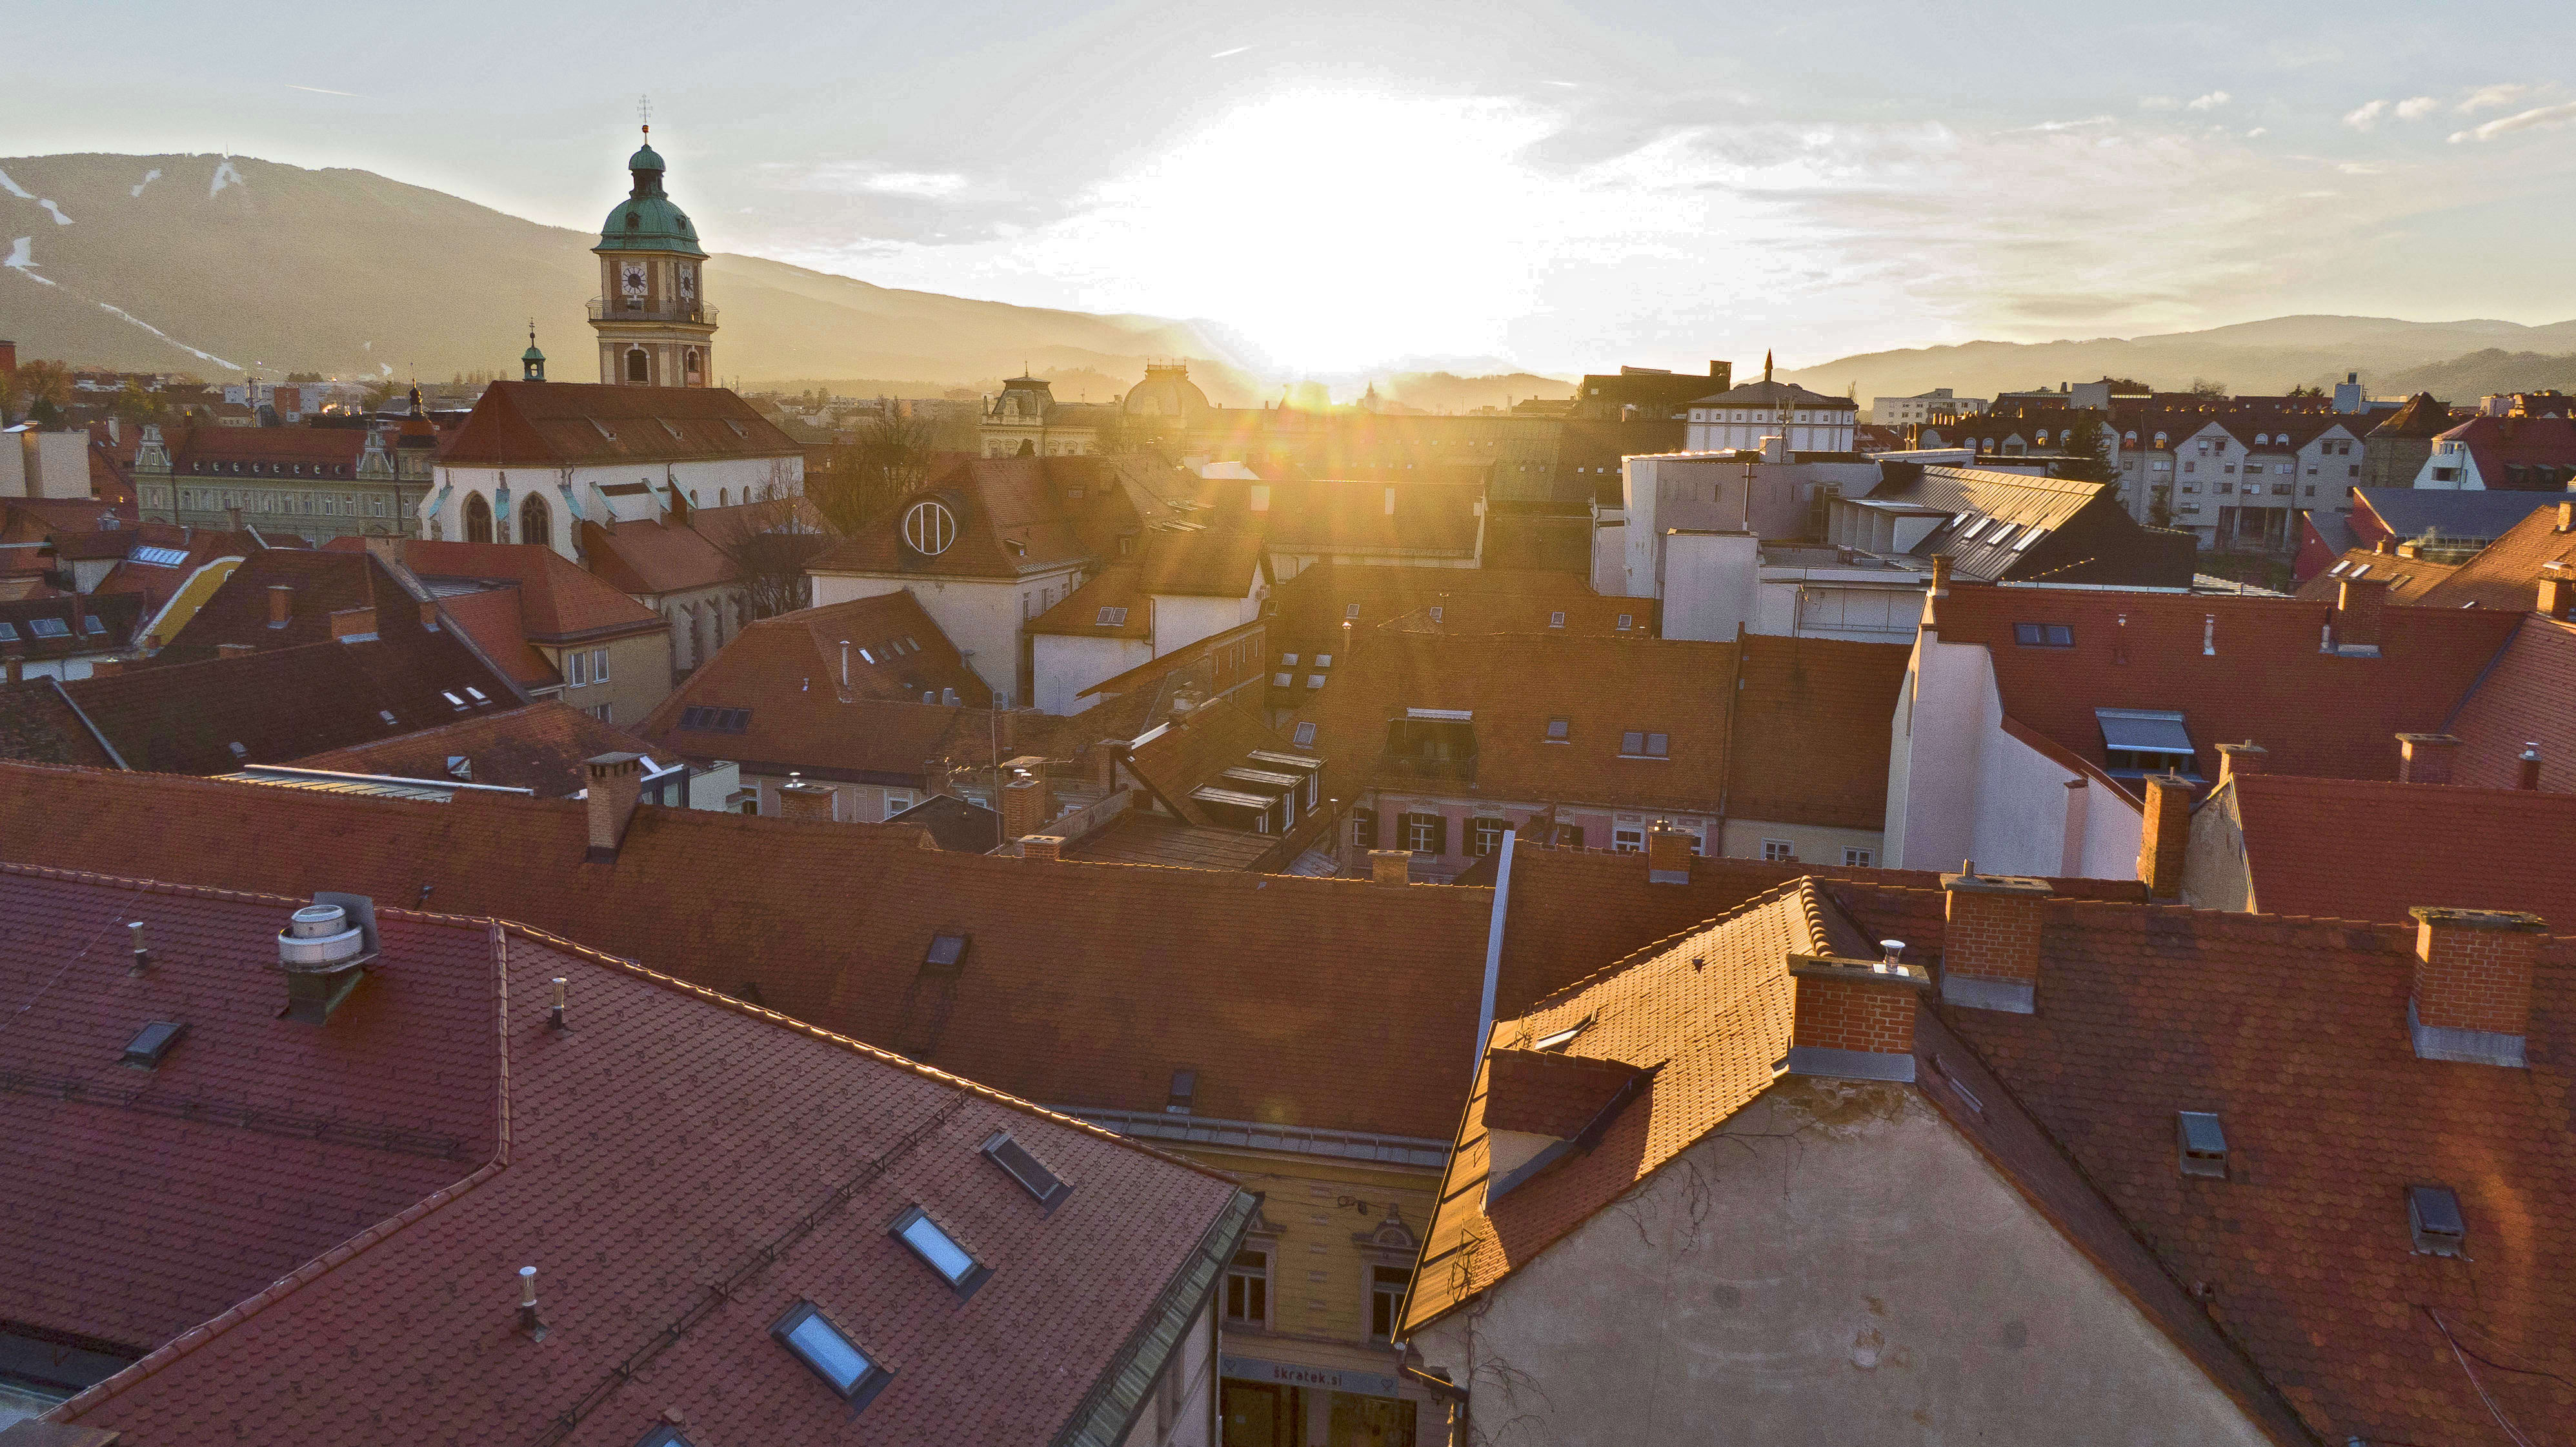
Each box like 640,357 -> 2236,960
1429,813 -> 1449,856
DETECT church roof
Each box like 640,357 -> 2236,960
596,135 -> 704,257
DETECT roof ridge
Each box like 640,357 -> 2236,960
1516,874 -> 1816,1018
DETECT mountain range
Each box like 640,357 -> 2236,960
0,152 -> 1251,396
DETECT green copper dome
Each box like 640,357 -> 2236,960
523,343 -> 546,362
596,139 -> 705,257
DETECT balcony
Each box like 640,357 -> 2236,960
587,298 -> 719,327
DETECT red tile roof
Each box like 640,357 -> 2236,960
152,548 -> 401,663
1026,531 -> 1267,638
2291,547 -> 2459,605
5,865 -> 1253,1447
578,516 -> 740,598
427,583 -> 559,687
0,764 -> 1500,1144
2218,773 -> 2576,923
1056,809 -> 1281,871
286,701 -> 670,797
2444,614 -> 2576,791
434,382 -> 801,467
809,456 -> 1178,582
2430,412 -> 2576,491
345,539 -> 664,639
1929,583 -> 2520,785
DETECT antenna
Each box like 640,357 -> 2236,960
638,94 -> 652,137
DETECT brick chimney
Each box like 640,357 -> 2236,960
86,658 -> 124,678
328,606 -> 377,642
2137,773 -> 2194,900
1021,835 -> 1065,862
2538,569 -> 2576,620
2406,906 -> 2544,1067
1370,848 -> 1413,886
3,658 -> 20,685
1000,757 -> 1054,842
583,753 -> 645,861
217,642 -> 256,661
1644,821 -> 1693,884
1787,950 -> 1932,1081
2558,500 -> 2574,534
2214,740 -> 2266,786
418,598 -> 442,632
1938,864 -> 2049,1013
2518,743 -> 2543,791
1929,553 -> 1952,598
2333,576 -> 2388,651
2397,733 -> 2460,785
1092,739 -> 1124,793
2373,536 -> 2394,556
267,583 -> 295,629
777,774 -> 836,822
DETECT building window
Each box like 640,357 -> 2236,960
1369,1266 -> 1413,1343
590,646 -> 609,682
1351,811 -> 1374,849
2013,623 -> 2074,648
1544,717 -> 1570,742
1762,838 -> 1796,862
1844,847 -> 1875,867
1620,731 -> 1669,758
1469,816 -> 1508,856
1404,812 -> 1445,855
566,649 -> 589,686
593,703 -> 615,722
1225,1249 -> 1270,1328
884,791 -> 914,816
1611,826 -> 1645,853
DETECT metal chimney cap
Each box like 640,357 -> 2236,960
287,904 -> 348,937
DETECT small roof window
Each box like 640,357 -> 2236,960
441,691 -> 468,711
1165,1068 -> 1197,1115
892,1206 -> 991,1295
2408,1184 -> 2466,1257
81,615 -> 107,635
771,1301 -> 892,1404
634,1428 -> 695,1447
2348,562 -> 2371,578
2326,560 -> 2351,576
1545,717 -> 1571,742
2176,1111 -> 2227,1179
1345,603 -> 1362,620
0,622 -> 16,642
1535,1015 -> 1591,1051
982,1129 -> 1072,1209
1428,605 -> 1444,623
1292,720 -> 1317,747
464,687 -> 490,704
1280,652 -> 1298,665
378,710 -> 397,725
2012,526 -> 2047,552
1549,611 -> 1567,628
922,933 -> 969,978
1096,606 -> 1128,626
678,706 -> 750,733
28,617 -> 70,638
1273,672 -> 1293,688
1616,613 -> 1634,631
1306,673 -> 1325,689
122,1020 -> 187,1069
2013,623 -> 2074,648
1314,653 -> 1332,667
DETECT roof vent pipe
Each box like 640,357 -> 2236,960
128,920 -> 151,973
1878,940 -> 1905,973
2519,743 -> 2542,791
277,898 -> 376,1024
549,976 -> 570,1031
518,1266 -> 547,1339
840,640 -> 851,689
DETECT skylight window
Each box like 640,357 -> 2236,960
922,933 -> 968,978
678,706 -> 751,733
28,617 -> 70,638
1307,674 -> 1325,689
2408,1184 -> 2466,1257
2348,563 -> 2371,578
1345,603 -> 1361,620
1096,607 -> 1128,626
1273,672 -> 1292,687
982,1129 -> 1073,1209
1292,721 -> 1317,747
1545,718 -> 1570,742
1549,611 -> 1567,628
892,1206 -> 991,1295
121,1020 -> 186,1069
2013,526 -> 2047,552
2013,623 -> 2075,648
1620,731 -> 1669,758
1315,653 -> 1332,667
771,1301 -> 891,1404
464,687 -> 490,704
1535,1017 -> 1590,1051
1985,524 -> 2020,549
130,545 -> 189,567
858,647 -> 875,663
634,1428 -> 696,1447
1281,653 -> 1299,666
1428,605 -> 1444,623
1166,1068 -> 1196,1115
2176,1111 -> 2227,1179
442,691 -> 468,711
0,623 -> 16,642
378,710 -> 397,725
1616,613 -> 1634,631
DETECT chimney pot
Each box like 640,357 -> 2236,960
418,598 -> 441,631
267,583 -> 295,628
2406,906 -> 2543,1066
86,658 -> 124,678
549,975 -> 569,1031
128,920 -> 151,973
1644,821 -> 1693,884
518,1265 -> 545,1337
1021,835 -> 1065,862
1787,953 -> 1931,1078
2215,740 -> 2266,785
1000,756 -> 1055,842
329,605 -> 377,641
2537,570 -> 2576,620
2518,743 -> 2543,791
2396,733 -> 2460,785
777,774 -> 837,822
1369,848 -> 1413,886
1937,867 -> 2049,1013
217,642 -> 256,661
2137,772 -> 2194,899
2373,536 -> 2394,555
583,752 -> 645,860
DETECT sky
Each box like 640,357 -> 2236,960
11,0 -> 2576,377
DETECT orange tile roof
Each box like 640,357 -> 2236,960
0,764 -> 1500,1144
1930,582 -> 2520,785
1056,809 -> 1280,871
1120,695 -> 1301,826
2402,501 -> 2576,611
2219,773 -> 2576,923
426,583 -> 559,688
1026,530 -> 1267,638
578,515 -> 739,598
354,539 -> 664,639
809,456 -> 1177,582
2291,547 -> 2459,605
2447,614 -> 2576,791
3,864 -> 1251,1447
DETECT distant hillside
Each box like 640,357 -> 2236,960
1780,315 -> 2576,405
0,152 -> 1234,390
2374,349 -> 2576,399
1380,370 -> 1575,413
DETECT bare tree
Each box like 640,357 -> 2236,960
810,411 -> 936,535
709,488 -> 830,620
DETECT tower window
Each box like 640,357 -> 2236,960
626,349 -> 649,384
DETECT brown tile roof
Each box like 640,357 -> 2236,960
426,583 -> 558,688
2291,548 -> 2459,605
1025,531 -> 1269,638
2217,773 -> 2576,924
2402,501 -> 2576,611
2447,614 -> 2576,791
285,700 -> 669,797
50,630 -> 521,774
578,515 -> 740,598
1930,583 -> 2521,785
1291,631 -> 1907,827
808,456 -> 1178,582
1056,809 -> 1280,871
1944,899 -> 2576,1443
346,539 -> 664,639
0,677 -> 116,766
1121,696 -> 1301,827
0,764 -> 1500,1143
5,864 -> 1253,1447
151,548 -> 408,663
2366,392 -> 2457,439
1186,476 -> 1484,560
434,382 -> 801,467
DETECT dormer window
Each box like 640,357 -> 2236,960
2176,1111 -> 2227,1179
2408,1185 -> 2466,1257
1165,1068 -> 1197,1115
770,1302 -> 892,1405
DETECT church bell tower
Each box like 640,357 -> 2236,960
590,117 -> 715,387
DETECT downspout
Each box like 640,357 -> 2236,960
1472,829 -> 1515,1071
1714,622 -> 1747,849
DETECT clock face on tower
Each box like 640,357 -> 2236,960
620,262 -> 648,299
677,266 -> 696,301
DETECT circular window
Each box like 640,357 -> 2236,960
902,498 -> 958,556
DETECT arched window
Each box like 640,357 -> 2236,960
683,348 -> 702,384
519,492 -> 551,550
690,604 -> 707,668
465,492 -> 494,544
719,488 -> 730,507
625,349 -> 650,384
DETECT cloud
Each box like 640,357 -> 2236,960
2138,96 -> 2179,111
2246,127 -> 2267,138
2450,99 -> 2576,143
2457,83 -> 2534,114
766,163 -> 972,199
2395,96 -> 2439,120
2343,99 -> 2388,129
2186,91 -> 2230,112
2022,116 -> 2115,132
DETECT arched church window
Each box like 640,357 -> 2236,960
626,349 -> 650,384
519,493 -> 552,550
684,349 -> 702,383
465,492 -> 494,544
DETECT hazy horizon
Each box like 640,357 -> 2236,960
11,0 -> 2576,377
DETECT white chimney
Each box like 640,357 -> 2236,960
1383,485 -> 1396,516
276,899 -> 374,1024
